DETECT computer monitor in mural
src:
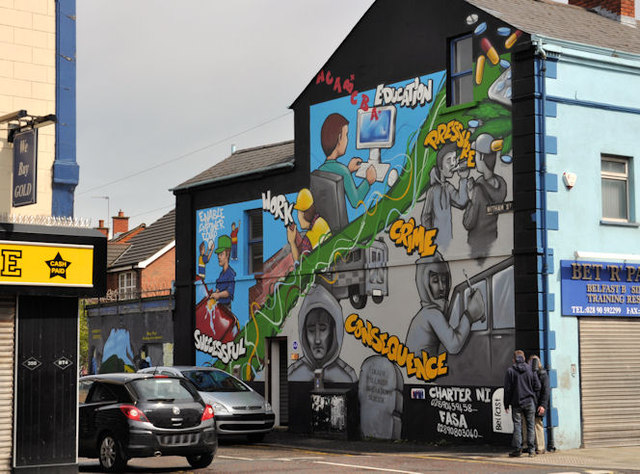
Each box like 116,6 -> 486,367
355,105 -> 396,183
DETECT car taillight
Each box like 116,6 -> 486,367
201,404 -> 214,421
120,405 -> 149,422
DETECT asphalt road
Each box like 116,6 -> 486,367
79,440 -> 599,473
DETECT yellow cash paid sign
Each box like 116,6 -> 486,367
0,224 -> 105,472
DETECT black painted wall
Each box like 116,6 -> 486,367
172,0 -> 542,443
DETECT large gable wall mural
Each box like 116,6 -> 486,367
193,9 -> 522,443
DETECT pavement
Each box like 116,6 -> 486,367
260,429 -> 640,472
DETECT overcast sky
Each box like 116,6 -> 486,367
76,0 -> 638,231
75,0 -> 376,230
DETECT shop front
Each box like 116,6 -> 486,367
561,260 -> 640,447
0,223 -> 105,472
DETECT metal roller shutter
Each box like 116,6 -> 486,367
579,318 -> 640,447
0,297 -> 15,470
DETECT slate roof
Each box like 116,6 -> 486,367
468,0 -> 640,55
109,209 -> 175,269
107,243 -> 130,267
173,140 -> 294,191
111,223 -> 146,244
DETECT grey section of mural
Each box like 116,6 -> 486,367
288,284 -> 357,383
358,356 -> 403,439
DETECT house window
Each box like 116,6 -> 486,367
118,271 -> 137,299
601,155 -> 630,221
247,209 -> 263,274
449,34 -> 473,106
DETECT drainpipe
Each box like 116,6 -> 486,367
533,38 -> 556,451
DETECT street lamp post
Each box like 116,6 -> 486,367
92,195 -> 110,239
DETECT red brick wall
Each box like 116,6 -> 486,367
106,272 -> 118,292
112,212 -> 129,235
569,0 -> 635,17
140,247 -> 175,295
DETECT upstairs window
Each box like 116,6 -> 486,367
449,34 -> 473,106
601,155 -> 630,222
247,209 -> 263,274
118,271 -> 137,299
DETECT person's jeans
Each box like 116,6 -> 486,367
512,399 -> 536,453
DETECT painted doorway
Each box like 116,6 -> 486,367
267,338 -> 289,427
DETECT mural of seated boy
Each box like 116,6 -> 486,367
287,188 -> 331,262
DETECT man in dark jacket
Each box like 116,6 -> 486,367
504,350 -> 540,457
529,355 -> 552,453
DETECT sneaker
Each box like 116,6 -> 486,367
528,451 -> 535,457
509,450 -> 522,457
536,449 -> 545,454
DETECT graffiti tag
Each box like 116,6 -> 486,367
193,329 -> 246,364
423,119 -> 476,167
388,218 -> 437,257
374,77 -> 433,109
314,68 -> 380,113
262,191 -> 294,226
345,313 -> 448,382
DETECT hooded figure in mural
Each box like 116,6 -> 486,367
405,252 -> 485,357
288,284 -> 357,383
420,142 -> 470,250
463,133 -> 508,255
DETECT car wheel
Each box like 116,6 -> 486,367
186,452 -> 214,469
349,291 -> 367,309
98,433 -> 127,472
247,433 -> 265,443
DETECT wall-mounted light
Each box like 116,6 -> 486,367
562,171 -> 577,189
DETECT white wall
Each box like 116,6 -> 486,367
0,0 -> 56,217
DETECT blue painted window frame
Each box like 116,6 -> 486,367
247,209 -> 263,274
449,34 -> 473,106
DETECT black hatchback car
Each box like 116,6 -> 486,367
79,373 -> 217,472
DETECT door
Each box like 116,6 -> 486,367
15,295 -> 78,468
267,338 -> 288,427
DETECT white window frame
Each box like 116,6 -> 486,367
118,271 -> 137,299
601,155 -> 630,223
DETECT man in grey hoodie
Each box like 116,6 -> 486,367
420,142 -> 470,251
504,350 -> 541,457
288,285 -> 357,384
405,252 -> 484,357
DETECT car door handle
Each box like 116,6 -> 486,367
492,335 -> 503,339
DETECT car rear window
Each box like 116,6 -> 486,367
183,370 -> 249,392
130,378 -> 198,401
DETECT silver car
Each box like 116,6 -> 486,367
139,366 -> 274,441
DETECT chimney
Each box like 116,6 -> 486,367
96,219 -> 109,238
568,0 -> 636,25
112,210 -> 129,236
